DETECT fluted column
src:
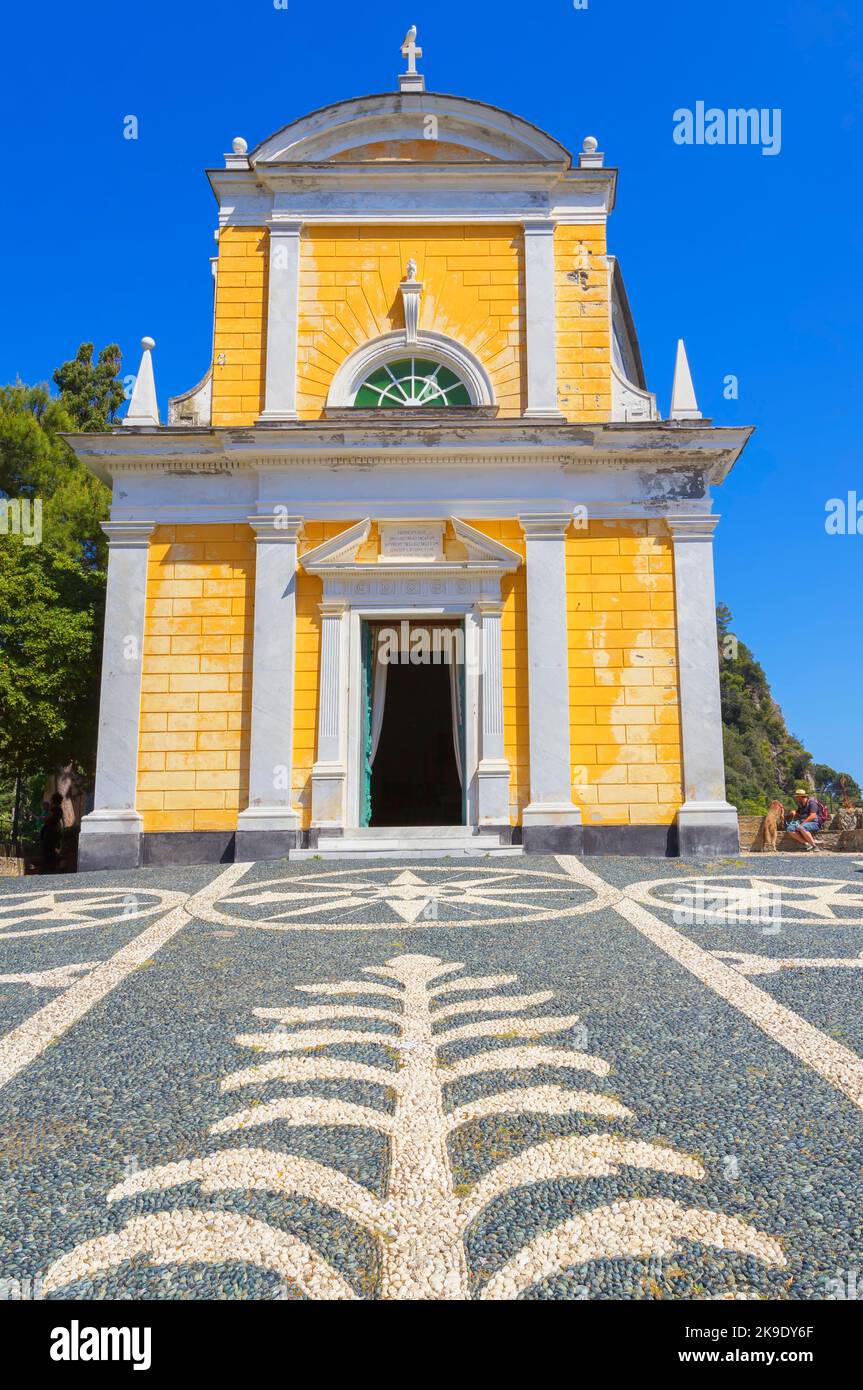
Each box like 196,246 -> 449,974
78,520 -> 154,870
235,513 -> 304,860
311,599 -> 348,830
667,514 -> 739,855
476,599 -> 511,827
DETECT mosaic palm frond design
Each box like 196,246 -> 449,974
43,954 -> 785,1300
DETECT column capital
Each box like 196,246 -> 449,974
522,219 -> 556,236
319,598 -> 348,619
474,597 -> 504,617
100,521 -> 156,548
520,512 -> 572,539
266,217 -> 303,237
247,513 -> 305,543
666,514 -> 720,543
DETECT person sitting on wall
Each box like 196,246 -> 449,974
39,793 -> 64,874
785,788 -> 823,851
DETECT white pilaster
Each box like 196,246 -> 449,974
311,599 -> 348,829
257,219 -> 301,423
78,521 -> 154,869
235,514 -> 304,858
522,221 -> 563,420
667,515 -> 739,854
520,514 -> 581,843
476,599 -> 511,825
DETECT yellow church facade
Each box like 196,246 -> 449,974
70,37 -> 752,869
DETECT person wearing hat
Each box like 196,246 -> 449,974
786,788 -> 823,850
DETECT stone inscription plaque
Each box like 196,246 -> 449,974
379,522 -> 445,562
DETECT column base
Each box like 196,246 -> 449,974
311,764 -> 346,830
78,811 -> 143,872
521,408 -> 566,422
521,801 -> 583,854
676,801 -> 740,857
256,410 -> 299,424
477,759 -> 511,826
235,806 -> 301,863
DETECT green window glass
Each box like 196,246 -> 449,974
353,357 -> 472,407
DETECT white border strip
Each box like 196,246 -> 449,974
0,863 -> 251,1092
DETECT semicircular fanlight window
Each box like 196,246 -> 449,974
353,357 -> 472,407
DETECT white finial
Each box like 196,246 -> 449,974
123,337 -> 160,427
405,257 -> 417,281
399,24 -> 425,92
669,339 -> 702,420
232,136 -> 248,154
578,135 -> 604,168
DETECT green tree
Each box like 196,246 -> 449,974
0,382 -> 108,569
0,352 -> 115,846
0,540 -> 102,784
53,342 -> 126,433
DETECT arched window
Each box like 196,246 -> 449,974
353,357 -> 472,408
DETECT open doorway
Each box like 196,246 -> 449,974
363,621 -> 464,827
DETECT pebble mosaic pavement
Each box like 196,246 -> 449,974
0,853 -> 861,1301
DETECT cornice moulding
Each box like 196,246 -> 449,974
62,423 -> 753,487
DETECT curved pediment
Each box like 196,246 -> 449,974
250,93 -> 572,166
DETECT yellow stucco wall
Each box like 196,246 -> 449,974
331,139 -> 486,163
135,519 -> 681,835
296,224 -> 526,418
137,526 -> 255,832
555,225 -> 612,424
211,227 -> 269,426
208,220 -> 614,425
567,521 -> 683,826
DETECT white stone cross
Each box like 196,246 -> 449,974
401,25 -> 422,75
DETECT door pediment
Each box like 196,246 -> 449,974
300,517 -> 521,577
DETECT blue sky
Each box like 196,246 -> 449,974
1,1 -> 860,777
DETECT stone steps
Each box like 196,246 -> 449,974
291,825 -> 522,860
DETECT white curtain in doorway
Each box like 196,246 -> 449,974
449,659 -> 463,786
370,641 -> 389,764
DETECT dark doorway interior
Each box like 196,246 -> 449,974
371,660 -> 462,826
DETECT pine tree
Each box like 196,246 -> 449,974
52,343 -> 125,433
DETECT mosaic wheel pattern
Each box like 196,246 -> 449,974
0,886 -> 188,941
629,874 -> 863,928
195,865 -> 614,932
